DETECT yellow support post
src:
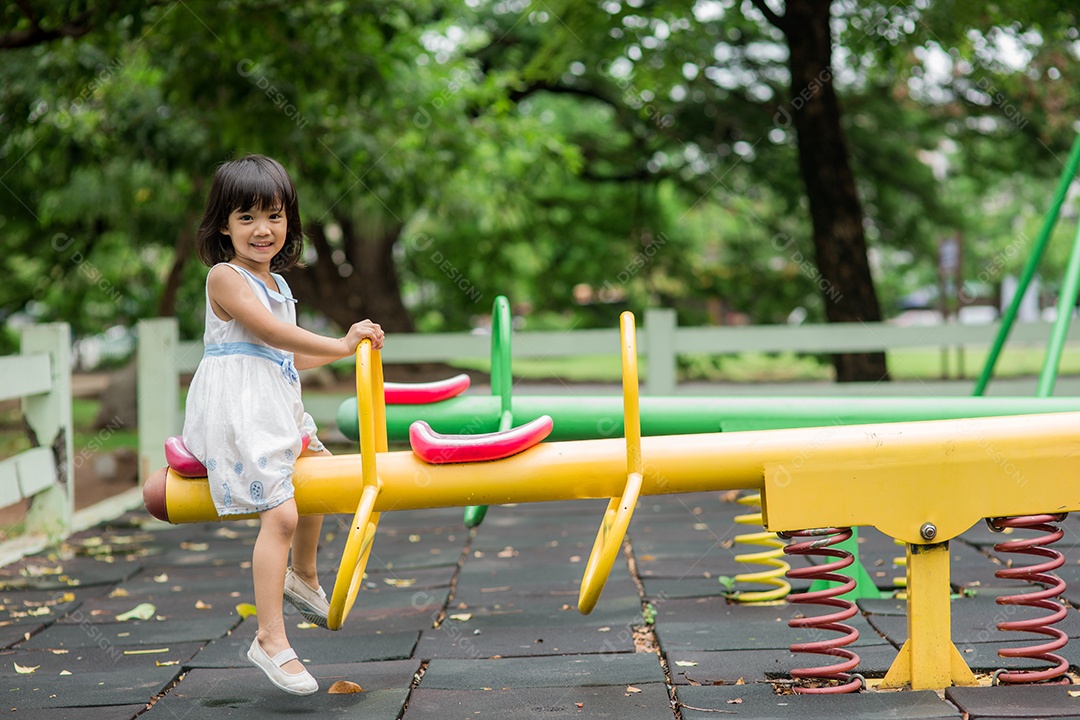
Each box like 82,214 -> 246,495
880,542 -> 977,690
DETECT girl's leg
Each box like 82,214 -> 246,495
253,499 -> 305,674
289,447 -> 332,590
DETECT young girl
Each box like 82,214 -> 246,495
184,154 -> 383,695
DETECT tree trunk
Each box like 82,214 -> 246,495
286,220 -> 415,333
782,0 -> 889,382
158,181 -> 203,317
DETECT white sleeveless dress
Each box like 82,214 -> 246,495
182,263 -> 325,516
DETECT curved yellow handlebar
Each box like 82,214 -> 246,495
328,340 -> 387,630
578,312 -> 643,614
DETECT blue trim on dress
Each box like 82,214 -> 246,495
204,341 -> 299,383
225,263 -> 298,304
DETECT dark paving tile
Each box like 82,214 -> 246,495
21,615 -> 238,649
404,683 -> 673,718
187,618 -> 418,668
4,705 -> 146,720
667,644 -> 901,685
946,684 -> 1080,718
453,576 -> 638,607
416,620 -> 636,659
421,653 -> 666,690
0,555 -> 142,591
0,642 -> 203,677
55,590 -> 254,623
451,593 -> 645,630
865,594 -> 1080,646
655,612 -> 888,653
144,663 -> 415,718
677,684 -> 960,719
5,665 -> 180,708
121,564 -> 254,594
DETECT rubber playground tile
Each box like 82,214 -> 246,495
187,621 -> 419,668
642,575 -> 770,600
122,563 -> 253,588
649,595 -> 796,623
0,642 -> 203,677
655,612 -> 889,653
5,706 -> 146,720
403,682 -> 674,719
667,644 -> 902,685
143,663 -> 414,718
415,620 -> 636,659
21,615 -> 238,649
55,590 -> 255,624
357,565 -> 457,591
457,558 -> 631,586
865,594 -> 1080,646
0,555 -> 142,591
5,665 -> 180,708
452,575 -> 637,607
450,593 -> 645,630
462,544 -> 609,569
420,652 -> 666,690
0,618 -> 50,649
946,684 -> 1080,718
677,684 -> 961,719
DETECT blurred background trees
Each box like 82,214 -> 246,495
1,0 -> 1078,381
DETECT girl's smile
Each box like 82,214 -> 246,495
222,205 -> 287,271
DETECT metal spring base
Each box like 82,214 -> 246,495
989,513 -> 1070,685
782,527 -> 863,694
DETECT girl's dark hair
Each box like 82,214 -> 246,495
195,154 -> 304,272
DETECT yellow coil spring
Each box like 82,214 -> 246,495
732,492 -> 791,603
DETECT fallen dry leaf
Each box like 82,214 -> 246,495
576,702 -> 584,708
625,685 -> 641,694
235,603 -> 257,619
675,661 -> 699,667
728,698 -> 743,704
449,613 -> 472,622
156,660 -> 180,667
1069,690 -> 1080,698
59,670 -> 71,675
194,600 -> 212,610
14,662 -> 39,674
116,603 -> 156,621
383,578 -> 416,587
327,681 -> 363,694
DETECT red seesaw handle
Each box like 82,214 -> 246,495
384,374 -> 471,404
409,416 -> 553,464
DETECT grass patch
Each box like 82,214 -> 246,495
0,399 -> 138,461
448,343 -> 1080,385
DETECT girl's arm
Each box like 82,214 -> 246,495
208,267 -> 383,358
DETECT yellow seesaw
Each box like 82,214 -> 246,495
143,312 -> 1080,691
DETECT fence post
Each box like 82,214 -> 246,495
644,308 -> 677,396
137,318 -> 179,483
20,323 -> 74,539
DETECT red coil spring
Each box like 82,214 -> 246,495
988,513 -> 1070,685
782,527 -> 862,694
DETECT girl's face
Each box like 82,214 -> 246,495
221,203 -> 287,271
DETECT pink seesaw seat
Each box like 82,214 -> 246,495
409,416 -> 553,464
164,434 -> 310,478
384,374 -> 471,404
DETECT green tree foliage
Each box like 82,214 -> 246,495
1,0 -> 1077,374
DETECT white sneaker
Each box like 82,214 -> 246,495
284,567 -> 330,629
247,637 -> 318,696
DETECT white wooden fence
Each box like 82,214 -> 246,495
0,324 -> 148,567
0,325 -> 74,563
136,313 -> 1080,482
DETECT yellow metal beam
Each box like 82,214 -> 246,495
880,542 -> 977,690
